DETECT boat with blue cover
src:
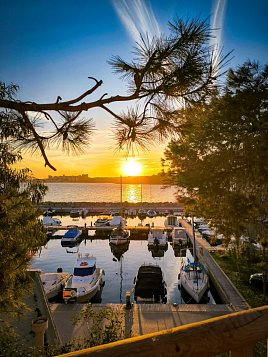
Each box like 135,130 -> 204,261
61,225 -> 82,247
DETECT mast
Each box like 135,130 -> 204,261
192,216 -> 199,287
192,216 -> 197,262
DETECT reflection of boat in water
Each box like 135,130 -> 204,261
133,264 -> 167,303
110,240 -> 130,261
172,245 -> 187,257
148,243 -> 168,257
41,270 -> 71,300
63,253 -> 105,303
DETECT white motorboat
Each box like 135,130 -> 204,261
109,215 -> 127,227
109,226 -> 130,246
61,225 -> 82,247
180,249 -> 209,303
164,215 -> 180,227
148,228 -> 167,247
94,215 -> 112,227
41,271 -> 71,300
172,227 -> 188,246
63,253 -> 105,303
42,216 -> 62,227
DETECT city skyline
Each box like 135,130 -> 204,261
1,0 -> 267,178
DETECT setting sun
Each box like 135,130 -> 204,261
122,158 -> 142,176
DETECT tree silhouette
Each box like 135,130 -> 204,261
0,18 -> 229,171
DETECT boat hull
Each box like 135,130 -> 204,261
180,270 -> 209,303
63,268 -> 104,303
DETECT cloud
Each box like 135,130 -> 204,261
210,0 -> 227,71
112,0 -> 161,43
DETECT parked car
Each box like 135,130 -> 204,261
249,273 -> 268,292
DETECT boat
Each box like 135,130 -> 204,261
61,225 -> 82,247
180,248 -> 209,303
201,230 -> 224,246
148,228 -> 167,247
109,215 -> 127,227
43,208 -> 56,216
63,253 -> 105,303
164,215 -> 180,227
109,226 -> 130,245
70,209 -> 81,218
171,227 -> 188,246
94,215 -> 112,227
42,216 -> 62,227
41,270 -> 71,300
133,264 -> 167,303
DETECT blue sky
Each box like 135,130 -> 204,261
0,0 -> 267,177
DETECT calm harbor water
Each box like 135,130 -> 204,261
31,215 -> 218,304
43,183 -> 177,203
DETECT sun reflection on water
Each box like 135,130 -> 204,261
123,184 -> 140,203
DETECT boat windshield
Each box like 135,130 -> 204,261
74,266 -> 95,276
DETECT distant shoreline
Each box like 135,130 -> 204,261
43,174 -> 167,185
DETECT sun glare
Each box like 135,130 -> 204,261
122,159 -> 142,176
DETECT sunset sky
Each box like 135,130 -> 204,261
1,0 -> 267,178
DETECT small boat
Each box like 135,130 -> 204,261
171,227 -> 188,246
133,264 -> 167,303
94,215 -> 112,227
148,228 -> 167,247
43,208 -> 56,216
109,226 -> 130,245
41,270 -> 71,300
61,225 -> 82,247
164,215 -> 180,227
180,249 -> 209,303
70,209 -> 81,218
42,216 -> 62,227
109,215 -> 127,227
63,253 -> 105,303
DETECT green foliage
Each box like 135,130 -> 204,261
72,304 -> 125,348
213,251 -> 268,307
0,87 -> 47,314
163,61 -> 268,253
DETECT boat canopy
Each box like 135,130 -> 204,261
74,265 -> 96,276
183,262 -> 204,273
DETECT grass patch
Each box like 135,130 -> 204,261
212,250 -> 268,308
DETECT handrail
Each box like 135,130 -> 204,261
56,305 -> 268,357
